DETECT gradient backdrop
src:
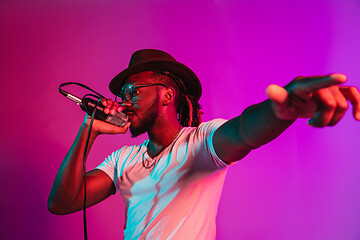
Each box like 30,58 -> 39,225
1,0 -> 359,239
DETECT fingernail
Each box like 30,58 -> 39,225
331,73 -> 346,82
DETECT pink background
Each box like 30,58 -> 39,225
1,0 -> 359,239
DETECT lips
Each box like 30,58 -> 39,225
123,109 -> 135,115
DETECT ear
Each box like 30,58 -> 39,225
162,87 -> 176,106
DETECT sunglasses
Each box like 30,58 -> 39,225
118,83 -> 170,102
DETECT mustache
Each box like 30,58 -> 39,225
122,108 -> 135,115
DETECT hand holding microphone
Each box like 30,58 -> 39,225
83,98 -> 131,135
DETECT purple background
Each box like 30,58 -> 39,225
1,0 -> 359,239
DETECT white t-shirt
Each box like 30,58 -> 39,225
97,119 -> 229,240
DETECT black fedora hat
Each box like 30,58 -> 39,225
109,49 -> 202,100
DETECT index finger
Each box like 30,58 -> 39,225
100,98 -> 108,106
289,73 -> 347,94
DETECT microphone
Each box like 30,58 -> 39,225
59,89 -> 128,127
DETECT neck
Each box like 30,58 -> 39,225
147,116 -> 182,158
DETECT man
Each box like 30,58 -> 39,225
48,49 -> 360,239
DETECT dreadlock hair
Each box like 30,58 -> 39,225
151,71 -> 203,127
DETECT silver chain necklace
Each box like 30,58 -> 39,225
142,126 -> 183,169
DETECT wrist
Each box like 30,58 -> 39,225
80,121 -> 100,139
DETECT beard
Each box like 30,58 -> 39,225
129,97 -> 160,138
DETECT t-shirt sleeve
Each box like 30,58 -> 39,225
198,118 -> 230,168
96,149 -> 122,193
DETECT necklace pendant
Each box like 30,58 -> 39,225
143,158 -> 155,169
142,152 -> 156,169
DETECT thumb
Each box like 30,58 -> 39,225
266,84 -> 289,109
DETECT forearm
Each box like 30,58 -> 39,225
237,99 -> 295,149
47,123 -> 98,214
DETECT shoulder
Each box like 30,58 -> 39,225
195,119 -> 228,134
179,119 -> 228,143
199,118 -> 228,128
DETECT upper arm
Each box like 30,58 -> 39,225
68,169 -> 116,214
213,100 -> 295,163
213,116 -> 253,164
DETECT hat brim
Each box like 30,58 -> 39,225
109,59 -> 202,100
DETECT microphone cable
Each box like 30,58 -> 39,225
58,82 -> 105,240
82,100 -> 100,240
59,82 -> 106,99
